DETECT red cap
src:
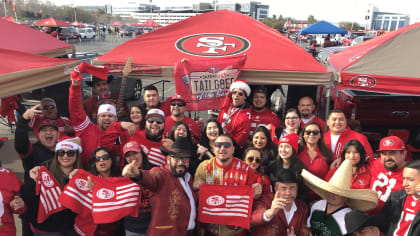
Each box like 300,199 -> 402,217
278,133 -> 299,153
169,94 -> 186,103
377,136 -> 405,151
123,141 -> 141,156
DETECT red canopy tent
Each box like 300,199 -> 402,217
93,10 -> 331,85
0,19 -> 75,57
0,48 -> 79,98
139,20 -> 161,28
0,16 -> 14,22
71,21 -> 85,27
130,22 -> 142,26
110,21 -> 124,26
328,22 -> 420,95
33,17 -> 70,27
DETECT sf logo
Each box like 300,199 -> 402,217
197,37 -> 236,54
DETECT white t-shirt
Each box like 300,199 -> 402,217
330,134 -> 340,153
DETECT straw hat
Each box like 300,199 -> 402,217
301,159 -> 378,211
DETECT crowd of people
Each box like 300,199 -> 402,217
1,63 -> 420,236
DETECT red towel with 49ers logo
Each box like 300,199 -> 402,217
198,184 -> 253,229
91,176 -> 140,224
36,166 -> 65,223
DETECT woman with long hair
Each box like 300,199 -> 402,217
26,137 -> 83,235
273,108 -> 302,144
243,147 -> 272,195
298,121 -> 332,179
168,121 -> 193,142
129,104 -> 146,130
324,139 -> 371,189
250,126 -> 277,168
197,118 -> 242,161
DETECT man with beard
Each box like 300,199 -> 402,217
130,108 -> 171,167
29,97 -> 74,139
194,135 -> 262,236
122,137 -> 197,236
368,136 -> 406,214
70,68 -> 119,167
163,94 -> 200,142
217,80 -> 252,148
298,96 -> 325,132
15,106 -> 59,236
250,168 -> 308,236
245,87 -> 281,136
380,160 -> 420,236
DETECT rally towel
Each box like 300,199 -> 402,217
58,169 -> 96,236
91,176 -> 140,224
35,166 -> 65,223
198,184 -> 254,229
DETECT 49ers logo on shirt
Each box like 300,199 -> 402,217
42,172 -> 54,187
96,188 -> 115,199
350,75 -> 376,88
175,33 -> 250,57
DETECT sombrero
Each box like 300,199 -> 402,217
301,159 -> 378,211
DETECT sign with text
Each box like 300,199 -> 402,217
174,55 -> 247,111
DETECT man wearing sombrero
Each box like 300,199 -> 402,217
122,137 -> 198,236
302,159 -> 378,235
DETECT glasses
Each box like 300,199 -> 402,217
170,155 -> 189,163
95,154 -> 111,162
246,156 -> 261,164
232,91 -> 244,96
214,142 -> 232,148
42,105 -> 56,110
57,150 -> 76,157
305,130 -> 320,136
285,117 -> 299,120
170,101 -> 186,107
146,117 -> 164,124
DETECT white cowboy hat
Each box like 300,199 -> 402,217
301,159 -> 378,211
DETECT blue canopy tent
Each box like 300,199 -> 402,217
299,20 -> 348,35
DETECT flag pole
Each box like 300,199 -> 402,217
3,0 -> 7,17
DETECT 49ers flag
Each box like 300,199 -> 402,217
198,184 -> 253,229
174,55 -> 247,111
36,166 -> 65,223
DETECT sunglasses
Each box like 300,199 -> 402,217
246,156 -> 261,164
304,130 -> 320,135
214,142 -> 232,148
232,91 -> 245,96
170,101 -> 186,107
146,117 -> 164,124
95,154 -> 111,162
42,105 -> 56,110
57,150 -> 76,157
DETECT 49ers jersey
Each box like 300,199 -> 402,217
368,158 -> 404,214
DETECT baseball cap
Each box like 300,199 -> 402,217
39,119 -> 58,131
169,94 -> 186,103
377,136 -> 405,151
123,141 -> 141,156
146,108 -> 165,119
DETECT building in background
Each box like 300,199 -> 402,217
365,5 -> 409,31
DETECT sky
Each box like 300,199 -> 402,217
52,0 -> 420,24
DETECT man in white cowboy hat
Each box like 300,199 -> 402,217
217,80 -> 252,148
344,210 -> 386,236
122,137 -> 197,236
302,159 -> 378,236
368,135 -> 406,214
379,160 -> 420,236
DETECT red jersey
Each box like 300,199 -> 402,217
0,167 -> 25,236
217,106 -> 251,148
244,108 -> 281,135
394,195 -> 420,236
324,127 -> 374,161
300,115 -> 325,132
29,114 -> 72,140
163,116 -> 201,143
298,147 -> 329,179
368,158 -> 404,214
130,130 -> 166,167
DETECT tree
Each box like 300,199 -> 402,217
307,15 -> 317,24
339,21 -> 361,31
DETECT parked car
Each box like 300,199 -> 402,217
120,27 -> 135,37
350,35 -> 375,46
342,31 -> 366,46
58,27 -> 81,40
76,27 -> 95,39
315,46 -> 348,65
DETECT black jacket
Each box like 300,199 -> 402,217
380,189 -> 420,236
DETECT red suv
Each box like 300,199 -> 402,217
58,27 -> 81,40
